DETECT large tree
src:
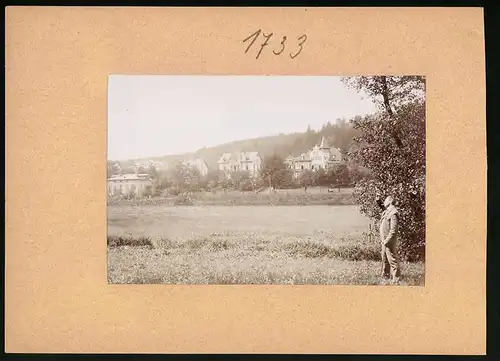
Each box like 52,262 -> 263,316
315,167 -> 328,188
148,164 -> 158,179
155,170 -> 170,191
107,161 -> 121,177
342,76 -> 426,261
334,163 -> 351,188
259,154 -> 292,189
230,170 -> 250,189
342,76 -> 425,149
298,169 -> 316,192
168,161 -> 202,194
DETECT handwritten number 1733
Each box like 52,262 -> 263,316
243,29 -> 307,60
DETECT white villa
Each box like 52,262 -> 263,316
284,136 -> 343,177
107,173 -> 154,197
218,151 -> 262,179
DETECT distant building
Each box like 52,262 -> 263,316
284,155 -> 295,169
183,159 -> 209,177
107,173 -> 154,197
149,160 -> 168,171
134,159 -> 168,172
286,136 -> 343,177
218,151 -> 262,179
133,160 -> 150,170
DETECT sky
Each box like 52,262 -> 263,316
107,76 -> 378,161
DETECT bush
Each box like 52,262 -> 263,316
342,76 -> 426,262
173,194 -> 195,205
350,104 -> 426,262
162,186 -> 182,196
107,235 -> 153,248
239,179 -> 254,192
349,104 -> 425,261
210,239 -> 231,251
143,185 -> 153,198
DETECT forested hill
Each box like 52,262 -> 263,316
115,117 -> 363,171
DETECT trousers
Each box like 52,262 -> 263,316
381,243 -> 401,281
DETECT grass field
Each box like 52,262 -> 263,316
108,186 -> 355,206
107,204 -> 425,285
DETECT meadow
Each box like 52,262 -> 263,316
108,186 -> 356,206
107,202 -> 425,285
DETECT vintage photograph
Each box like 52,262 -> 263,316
107,75 -> 426,285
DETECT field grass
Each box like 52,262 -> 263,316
108,186 -> 355,206
107,205 -> 425,286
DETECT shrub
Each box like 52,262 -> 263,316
186,237 -> 206,250
165,186 -> 182,196
173,195 -> 195,205
343,76 -> 426,262
210,239 -> 231,251
107,235 -> 153,248
350,104 -> 426,262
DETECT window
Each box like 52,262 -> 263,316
301,165 -> 304,170
246,165 -> 248,170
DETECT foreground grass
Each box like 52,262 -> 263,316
107,233 -> 425,286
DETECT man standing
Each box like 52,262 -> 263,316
376,194 -> 401,284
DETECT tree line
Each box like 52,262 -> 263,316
109,117 -> 361,174
108,157 -> 361,197
258,154 -> 359,192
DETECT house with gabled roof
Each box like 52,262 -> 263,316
107,173 -> 154,197
286,136 -> 343,177
218,151 -> 262,179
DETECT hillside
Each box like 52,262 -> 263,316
113,117 -> 362,171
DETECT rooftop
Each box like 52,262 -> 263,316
320,136 -> 330,148
218,152 -> 260,163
